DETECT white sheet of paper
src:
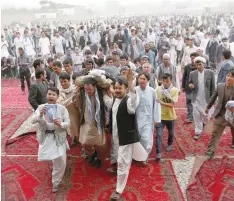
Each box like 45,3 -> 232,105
132,142 -> 148,161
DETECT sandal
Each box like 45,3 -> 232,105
52,186 -> 58,193
110,191 -> 124,201
205,150 -> 214,159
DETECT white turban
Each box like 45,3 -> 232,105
225,101 -> 234,126
163,53 -> 171,59
194,56 -> 206,64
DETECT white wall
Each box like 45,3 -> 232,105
57,8 -> 75,16
35,13 -> 57,19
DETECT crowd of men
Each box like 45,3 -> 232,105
1,13 -> 234,200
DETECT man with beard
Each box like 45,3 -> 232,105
74,77 -> 110,168
106,70 -> 142,201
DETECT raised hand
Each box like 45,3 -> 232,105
126,68 -> 133,83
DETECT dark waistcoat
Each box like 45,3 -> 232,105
110,96 -> 139,146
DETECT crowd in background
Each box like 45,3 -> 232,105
1,13 -> 234,198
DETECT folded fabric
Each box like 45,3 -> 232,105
75,69 -> 114,89
226,100 -> 234,108
225,101 -> 234,126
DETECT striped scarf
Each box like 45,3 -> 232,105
85,88 -> 102,134
161,84 -> 175,103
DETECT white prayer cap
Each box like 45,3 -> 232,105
194,56 -> 206,64
197,47 -> 203,51
131,26 -> 136,30
163,53 -> 171,59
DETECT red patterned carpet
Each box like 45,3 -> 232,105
1,79 -> 21,87
1,87 -> 31,109
3,77 -> 234,201
174,109 -> 234,157
1,79 -> 33,152
5,134 -> 83,157
6,133 -> 39,155
187,156 -> 234,201
1,156 -> 184,201
6,132 -> 185,160
1,79 -> 31,109
1,108 -> 32,153
1,156 -> 55,201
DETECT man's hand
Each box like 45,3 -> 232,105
75,86 -> 80,94
126,68 -> 134,82
154,122 -> 159,126
74,86 -> 80,100
107,85 -> 115,97
40,106 -> 46,117
49,81 -> 54,87
54,119 -> 62,127
189,83 -> 195,89
126,69 -> 135,93
156,99 -> 162,104
205,109 -> 209,114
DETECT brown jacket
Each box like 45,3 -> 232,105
57,87 -> 79,137
207,83 -> 234,118
67,86 -> 106,138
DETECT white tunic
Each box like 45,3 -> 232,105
110,92 -> 147,161
89,32 -> 101,44
39,37 -> 51,56
34,105 -> 70,161
23,37 -> 36,57
135,86 -> 161,154
182,46 -> 198,66
14,37 -> 24,55
1,41 -> 9,58
147,33 -> 156,45
51,36 -> 65,54
38,134 -> 69,161
194,70 -> 207,109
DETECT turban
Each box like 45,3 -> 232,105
163,53 -> 171,58
194,56 -> 206,64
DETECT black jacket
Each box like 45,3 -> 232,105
28,80 -> 48,110
109,96 -> 139,146
182,63 -> 196,93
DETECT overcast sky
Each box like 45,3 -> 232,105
1,0 -> 221,9
1,0 -> 156,9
